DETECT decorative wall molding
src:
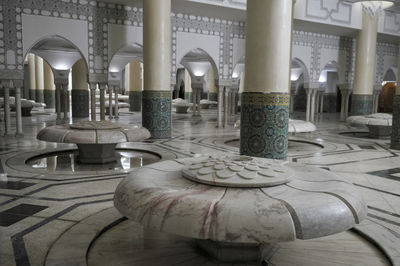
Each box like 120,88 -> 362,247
305,0 -> 352,25
383,11 -> 400,35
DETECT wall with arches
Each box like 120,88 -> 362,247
0,0 -> 398,87
22,14 -> 89,70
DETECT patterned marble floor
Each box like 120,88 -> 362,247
0,107 -> 400,266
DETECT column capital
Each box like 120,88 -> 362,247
53,70 -> 70,85
361,1 -> 385,18
88,73 -> 108,84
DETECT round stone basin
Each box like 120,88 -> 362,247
346,113 -> 392,127
37,121 -> 151,164
27,149 -> 161,172
235,119 -> 317,133
114,155 -> 367,263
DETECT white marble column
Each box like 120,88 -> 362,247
89,83 -> 97,121
14,82 -> 23,136
56,84 -> 62,120
142,0 -> 172,138
28,54 -> 36,101
306,88 -> 312,121
241,0 -> 293,159
3,83 -> 11,135
99,83 -> 106,121
217,86 -> 224,128
352,2 -> 382,115
224,88 -> 229,127
114,86 -> 119,120
71,58 -> 89,118
290,83 -> 296,114
63,86 -> 69,120
319,90 -> 324,113
35,56 -> 44,103
108,84 -> 113,119
43,61 -> 55,109
310,88 -> 317,122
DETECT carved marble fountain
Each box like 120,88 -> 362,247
114,155 -> 367,263
37,121 -> 150,164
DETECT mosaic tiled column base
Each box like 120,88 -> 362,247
71,90 -> 89,118
351,94 -> 373,116
29,89 -> 36,101
129,91 -> 142,112
36,90 -> 44,103
240,92 -> 290,159
208,92 -> 218,102
142,91 -> 171,139
391,95 -> 400,150
43,90 -> 55,108
185,92 -> 192,103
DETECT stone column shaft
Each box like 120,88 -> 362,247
63,87 -> 69,120
224,88 -> 229,127
56,84 -> 62,119
108,85 -> 113,119
217,86 -> 224,128
310,89 -> 317,122
319,92 -> 324,113
90,84 -> 97,121
28,54 -> 36,101
352,6 -> 379,115
99,84 -> 106,121
15,86 -> 23,136
35,56 -> 44,103
306,89 -> 311,121
240,0 -> 293,159
3,86 -> 11,135
71,59 -> 89,118
114,86 -> 119,120
43,61 -> 55,108
142,0 -> 172,139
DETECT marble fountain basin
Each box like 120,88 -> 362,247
37,121 -> 150,164
114,155 -> 367,263
346,113 -> 392,138
172,98 -> 193,113
200,99 -> 217,109
235,119 -> 317,133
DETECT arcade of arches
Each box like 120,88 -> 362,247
1,0 -> 400,266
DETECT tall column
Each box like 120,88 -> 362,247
53,70 -> 70,122
127,61 -> 143,112
290,83 -> 296,114
305,87 -> 312,121
71,59 -> 89,118
108,84 -> 114,119
56,84 -> 62,119
217,86 -> 224,128
224,88 -> 230,127
14,80 -> 23,136
3,83 -> 11,135
35,56 -> 44,103
351,3 -> 380,115
208,67 -> 217,101
310,88 -> 317,122
99,83 -> 106,121
340,85 -> 352,121
114,86 -> 119,120
319,90 -> 324,113
142,0 -> 171,139
89,83 -> 97,121
63,86 -> 69,120
391,48 -> 400,150
43,61 -> 55,108
240,0 -> 293,159
28,54 -> 36,101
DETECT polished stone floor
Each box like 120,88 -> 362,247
1,107 -> 400,266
